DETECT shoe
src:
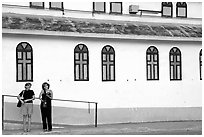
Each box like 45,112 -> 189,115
48,129 -> 52,132
27,129 -> 31,132
43,129 -> 47,132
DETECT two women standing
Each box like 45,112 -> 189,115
18,82 -> 53,132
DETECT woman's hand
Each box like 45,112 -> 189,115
20,100 -> 25,104
46,93 -> 51,97
46,90 -> 53,99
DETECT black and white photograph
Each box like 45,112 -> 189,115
1,0 -> 202,135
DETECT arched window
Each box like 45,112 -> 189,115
16,42 -> 33,82
102,45 -> 115,81
169,47 -> 182,80
146,46 -> 159,80
200,49 -> 202,80
176,2 -> 187,18
161,2 -> 173,18
74,44 -> 89,81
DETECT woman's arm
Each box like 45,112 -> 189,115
17,95 -> 21,100
39,90 -> 44,102
46,90 -> 53,100
24,95 -> 35,103
50,90 -> 53,99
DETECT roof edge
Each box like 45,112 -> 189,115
2,28 -> 202,42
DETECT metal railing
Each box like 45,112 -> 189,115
2,95 -> 98,130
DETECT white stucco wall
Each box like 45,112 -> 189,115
2,34 -> 202,108
2,2 -> 202,18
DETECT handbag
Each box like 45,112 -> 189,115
17,90 -> 25,108
17,100 -> 22,107
42,101 -> 47,108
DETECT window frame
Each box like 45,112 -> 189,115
74,44 -> 89,81
93,2 -> 106,13
176,2 -> 187,18
49,2 -> 64,11
169,47 -> 182,81
30,2 -> 45,9
101,45 -> 115,81
146,46 -> 159,80
16,42 -> 33,82
161,2 -> 173,18
110,2 -> 123,14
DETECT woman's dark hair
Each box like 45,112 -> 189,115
25,83 -> 32,87
42,82 -> 50,91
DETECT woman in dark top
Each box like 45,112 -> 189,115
39,82 -> 53,132
17,83 -> 35,132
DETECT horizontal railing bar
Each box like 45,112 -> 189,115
52,98 -> 97,104
2,94 -> 98,129
3,94 -> 97,104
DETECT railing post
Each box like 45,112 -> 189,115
2,95 -> 4,130
88,102 -> 90,114
95,103 -> 97,127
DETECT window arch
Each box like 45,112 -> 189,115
146,46 -> 159,80
102,45 -> 115,81
169,47 -> 182,80
74,44 -> 89,81
176,2 -> 187,18
16,42 -> 33,82
161,2 -> 173,18
200,49 -> 202,80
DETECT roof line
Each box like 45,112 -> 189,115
2,28 -> 202,42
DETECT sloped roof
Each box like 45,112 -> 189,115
2,13 -> 202,38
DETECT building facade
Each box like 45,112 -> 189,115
2,2 -> 202,125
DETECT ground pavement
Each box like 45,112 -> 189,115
2,120 -> 202,135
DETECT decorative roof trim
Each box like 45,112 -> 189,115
2,28 -> 201,42
2,12 -> 202,41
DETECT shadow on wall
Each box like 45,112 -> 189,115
3,102 -> 202,126
4,102 -> 95,125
